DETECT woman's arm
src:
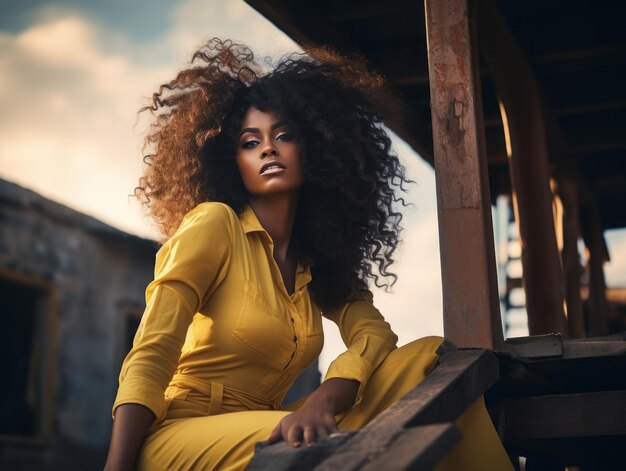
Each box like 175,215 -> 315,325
104,404 -> 155,471
268,378 -> 359,447
268,290 -> 397,448
322,291 -> 398,407
106,204 -> 235,467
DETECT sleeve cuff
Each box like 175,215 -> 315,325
112,376 -> 167,422
323,351 -> 374,407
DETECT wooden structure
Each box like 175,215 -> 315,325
245,0 -> 626,468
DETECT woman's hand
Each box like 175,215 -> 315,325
267,378 -> 359,447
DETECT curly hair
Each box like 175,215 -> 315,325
136,38 -> 411,311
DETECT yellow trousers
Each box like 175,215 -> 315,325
137,337 -> 513,470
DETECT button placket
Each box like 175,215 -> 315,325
283,302 -> 300,369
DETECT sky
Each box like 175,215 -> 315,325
1,0 -> 624,373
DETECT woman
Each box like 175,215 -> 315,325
105,39 -> 512,470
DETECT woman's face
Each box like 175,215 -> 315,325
235,107 -> 305,199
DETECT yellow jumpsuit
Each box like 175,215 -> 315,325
113,203 -> 513,470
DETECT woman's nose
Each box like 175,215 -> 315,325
261,147 -> 278,158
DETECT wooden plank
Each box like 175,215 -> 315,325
503,390 -> 626,440
561,340 -> 626,359
570,332 -> 626,342
247,432 -> 355,471
503,334 -> 563,358
424,0 -> 503,349
501,335 -> 626,360
477,0 -> 567,336
360,424 -> 461,471
314,349 -> 499,470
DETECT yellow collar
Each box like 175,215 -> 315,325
238,205 -> 312,291
239,205 -> 266,234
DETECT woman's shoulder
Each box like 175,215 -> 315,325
180,201 -> 238,228
170,202 -> 243,244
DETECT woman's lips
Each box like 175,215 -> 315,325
259,161 -> 286,175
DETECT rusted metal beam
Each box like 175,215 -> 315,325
477,0 -> 567,336
424,0 -> 503,348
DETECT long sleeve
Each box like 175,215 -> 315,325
112,203 -> 234,421
322,290 -> 398,406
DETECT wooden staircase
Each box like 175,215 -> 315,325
248,334 -> 626,470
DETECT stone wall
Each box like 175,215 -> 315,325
0,179 -> 156,469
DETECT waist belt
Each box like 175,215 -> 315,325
168,373 -> 283,414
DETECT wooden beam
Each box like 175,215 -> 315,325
562,340 -> 626,359
555,99 -> 626,117
247,432 -> 355,471
502,334 -> 563,359
503,390 -> 626,440
244,0 -> 345,50
477,0 -> 567,336
315,349 -> 500,470
556,175 -> 586,338
389,44 -> 626,88
360,424 -> 461,471
574,140 -> 626,154
585,205 -> 610,336
424,0 -> 504,348
532,44 -> 626,67
329,3 -> 406,22
501,334 -> 626,360
485,100 -> 626,130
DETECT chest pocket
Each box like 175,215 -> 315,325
233,279 -> 293,359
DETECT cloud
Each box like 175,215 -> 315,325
0,11 -> 173,238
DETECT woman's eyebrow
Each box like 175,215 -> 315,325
271,120 -> 288,130
238,120 -> 288,138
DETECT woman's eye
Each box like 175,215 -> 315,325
276,132 -> 294,142
241,139 -> 258,149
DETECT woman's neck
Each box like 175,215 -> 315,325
248,194 -> 298,262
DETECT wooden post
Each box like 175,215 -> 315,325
556,174 -> 586,338
585,202 -> 610,336
477,0 -> 567,336
424,0 -> 503,348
